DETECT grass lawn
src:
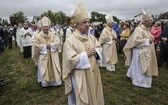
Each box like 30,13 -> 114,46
0,47 -> 168,105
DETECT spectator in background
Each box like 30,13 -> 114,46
0,36 -> 4,53
13,25 -> 18,47
94,25 -> 101,39
3,25 -> 8,48
113,22 -> 120,38
3,25 -> 13,49
113,22 -> 120,53
65,19 -> 74,40
120,23 -> 131,57
0,26 -> 4,53
8,25 -> 13,49
150,21 -> 162,50
0,26 -> 4,38
89,25 -> 95,36
158,21 -> 168,68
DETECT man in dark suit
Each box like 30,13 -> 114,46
158,22 -> 168,68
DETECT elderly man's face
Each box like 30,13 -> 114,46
42,26 -> 49,34
146,19 -> 153,28
107,22 -> 114,28
77,20 -> 90,34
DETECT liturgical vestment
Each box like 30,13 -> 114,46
32,31 -> 61,87
63,29 -> 104,105
99,26 -> 118,71
123,24 -> 158,88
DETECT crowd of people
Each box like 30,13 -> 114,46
0,2 -> 168,105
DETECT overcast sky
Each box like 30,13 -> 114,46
0,0 -> 168,21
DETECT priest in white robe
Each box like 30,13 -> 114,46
62,2 -> 104,105
31,19 -> 42,65
99,16 -> 118,71
57,27 -> 64,53
32,16 -> 61,87
16,23 -> 23,52
123,9 -> 158,88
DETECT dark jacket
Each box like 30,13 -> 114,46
0,37 -> 4,52
160,24 -> 168,46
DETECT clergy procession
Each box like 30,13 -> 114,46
0,1 -> 168,105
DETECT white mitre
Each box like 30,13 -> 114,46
142,8 -> 153,21
71,2 -> 90,23
41,16 -> 51,27
36,19 -> 42,28
106,16 -> 115,23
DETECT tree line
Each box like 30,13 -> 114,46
0,11 -> 120,26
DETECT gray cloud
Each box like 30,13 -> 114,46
0,0 -> 168,21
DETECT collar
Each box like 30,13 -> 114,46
69,26 -> 73,30
24,27 -> 28,30
40,31 -> 51,38
106,26 -> 112,31
73,29 -> 88,42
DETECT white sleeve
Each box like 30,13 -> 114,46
137,39 -> 150,48
50,43 -> 57,53
66,28 -> 71,39
39,45 -> 47,54
29,28 -> 33,35
75,52 -> 91,70
20,29 -> 25,37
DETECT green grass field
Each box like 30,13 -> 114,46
0,47 -> 168,105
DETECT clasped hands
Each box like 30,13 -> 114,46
85,48 -> 96,57
25,32 -> 31,36
112,37 -> 117,41
47,44 -> 50,49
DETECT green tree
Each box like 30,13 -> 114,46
2,19 -> 8,25
55,13 -> 62,24
41,10 -> 55,24
41,10 -> 70,25
90,11 -> 120,24
113,16 -> 120,23
90,11 -> 106,23
11,11 -> 28,23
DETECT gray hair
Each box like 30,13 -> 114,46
155,21 -> 161,26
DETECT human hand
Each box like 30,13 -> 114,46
47,44 -> 50,48
113,37 -> 117,40
162,37 -> 167,43
86,48 -> 96,57
26,32 -> 29,35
